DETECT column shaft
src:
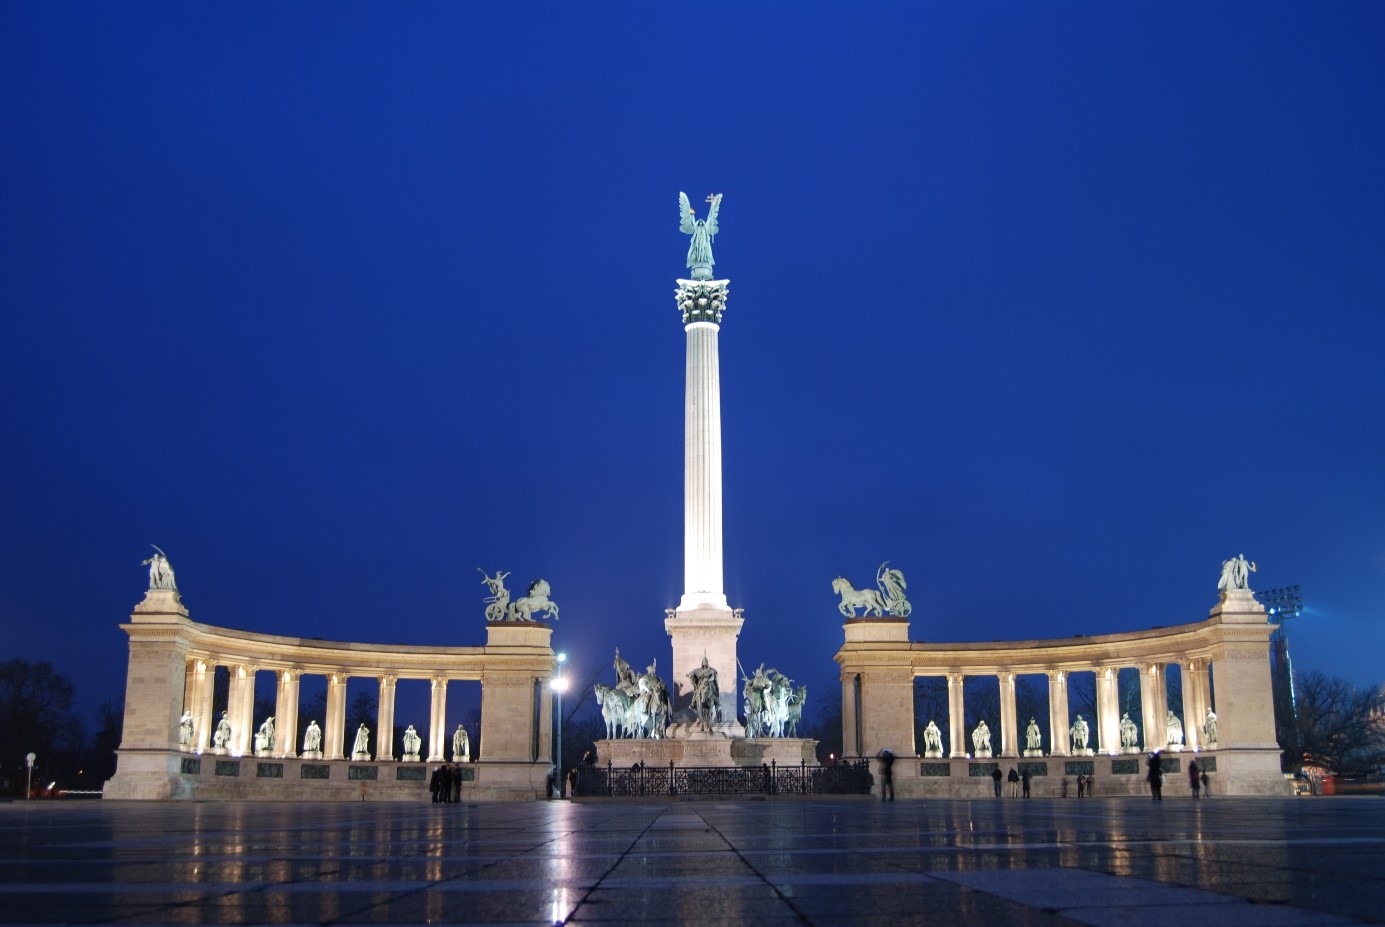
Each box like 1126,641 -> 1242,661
325,674 -> 347,760
680,321 -> 727,610
1095,667 -> 1119,754
275,671 -> 299,757
998,672 -> 1018,757
947,674 -> 967,757
192,660 -> 215,752
428,678 -> 448,762
1048,671 -> 1070,755
377,676 -> 397,761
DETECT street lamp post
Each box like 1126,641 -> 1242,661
552,653 -> 568,798
25,753 -> 36,800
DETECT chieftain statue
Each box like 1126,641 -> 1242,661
595,650 -> 672,740
679,192 -> 722,280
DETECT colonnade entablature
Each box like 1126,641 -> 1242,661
105,587 -> 558,800
834,589 -> 1290,796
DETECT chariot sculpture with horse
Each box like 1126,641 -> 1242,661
833,562 -> 911,618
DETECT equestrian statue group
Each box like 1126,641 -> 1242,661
479,568 -> 559,622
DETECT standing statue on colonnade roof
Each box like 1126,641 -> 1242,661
1218,553 -> 1256,591
142,545 -> 177,591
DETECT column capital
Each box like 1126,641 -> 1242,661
676,278 -> 729,324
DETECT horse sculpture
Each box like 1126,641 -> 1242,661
594,684 -> 633,739
509,578 -> 559,621
832,577 -> 886,617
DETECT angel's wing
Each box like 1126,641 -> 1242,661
704,193 -> 722,237
679,192 -> 695,234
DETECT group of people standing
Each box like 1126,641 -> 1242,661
429,764 -> 467,803
1147,751 -> 1211,800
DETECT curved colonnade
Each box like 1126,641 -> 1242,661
104,588 -> 555,801
836,588 -> 1289,796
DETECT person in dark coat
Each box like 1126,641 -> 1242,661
1147,751 -> 1163,800
452,764 -> 463,803
438,763 -> 453,803
1007,767 -> 1020,797
879,749 -> 895,801
429,766 -> 441,804
1188,760 -> 1200,799
1021,768 -> 1032,798
991,766 -> 1002,797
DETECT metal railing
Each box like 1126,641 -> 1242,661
573,759 -> 872,798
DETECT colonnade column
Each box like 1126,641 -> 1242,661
998,672 -> 1018,757
1047,670 -> 1070,755
1095,667 -> 1119,754
1181,659 -> 1202,751
324,673 -> 347,760
275,671 -> 300,757
1188,658 -> 1214,748
225,665 -> 254,756
376,676 -> 397,761
946,673 -> 967,757
428,677 -> 448,762
1140,662 -> 1170,749
192,659 -> 215,752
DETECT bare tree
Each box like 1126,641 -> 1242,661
1293,671 -> 1385,774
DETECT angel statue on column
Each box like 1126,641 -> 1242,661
679,192 -> 722,280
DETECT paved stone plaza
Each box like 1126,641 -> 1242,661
1,797 -> 1381,925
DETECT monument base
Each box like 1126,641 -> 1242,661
1023,749 -> 1043,758
596,737 -> 818,769
105,749 -> 554,801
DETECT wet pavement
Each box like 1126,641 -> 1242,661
1,796 -> 1380,925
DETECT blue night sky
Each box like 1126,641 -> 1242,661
2,3 -> 1382,727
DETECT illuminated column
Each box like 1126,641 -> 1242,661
998,672 -> 1018,757
376,675 -> 397,761
1047,670 -> 1070,755
665,275 -> 743,719
226,665 -> 255,756
1187,658 -> 1214,749
274,671 -> 300,757
195,656 -> 216,753
1095,666 -> 1119,754
324,673 -> 347,760
427,677 -> 448,762
947,673 -> 967,757
1139,663 -> 1167,749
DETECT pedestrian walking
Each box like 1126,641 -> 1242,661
991,766 -> 1003,797
1188,759 -> 1200,800
439,763 -> 453,804
1007,767 -> 1020,797
1021,768 -> 1031,798
1076,774 -> 1085,798
879,749 -> 895,801
429,765 -> 441,804
1147,751 -> 1163,800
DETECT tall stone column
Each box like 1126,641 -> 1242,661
665,277 -> 744,723
947,673 -> 967,757
1187,658 -> 1213,749
275,671 -> 300,757
1095,667 -> 1119,754
188,659 -> 214,752
324,673 -> 347,760
427,678 -> 448,762
376,675 -> 397,761
1139,663 -> 1169,749
1047,670 -> 1070,755
998,672 -> 1018,757
226,665 -> 255,756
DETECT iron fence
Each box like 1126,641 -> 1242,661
573,759 -> 872,798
